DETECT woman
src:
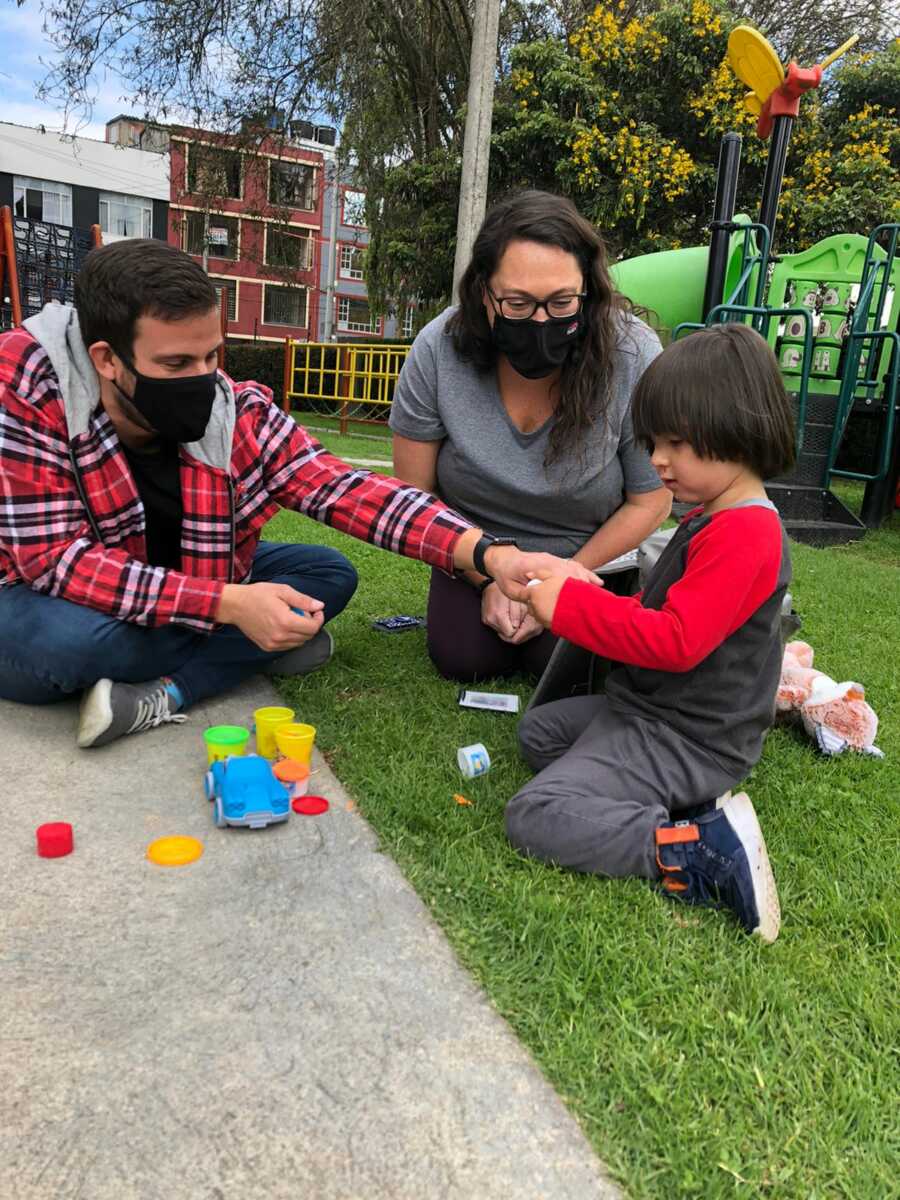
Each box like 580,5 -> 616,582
390,190 -> 670,682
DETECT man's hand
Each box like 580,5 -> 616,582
484,546 -> 602,602
216,583 -> 324,652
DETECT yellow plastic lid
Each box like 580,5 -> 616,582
146,835 -> 204,867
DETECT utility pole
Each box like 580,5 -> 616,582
201,209 -> 210,274
452,0 -> 501,300
322,156 -> 340,340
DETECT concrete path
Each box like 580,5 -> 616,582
2,678 -> 621,1200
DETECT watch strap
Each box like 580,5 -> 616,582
472,534 -> 517,578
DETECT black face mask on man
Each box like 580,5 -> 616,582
491,311 -> 586,380
114,351 -> 217,444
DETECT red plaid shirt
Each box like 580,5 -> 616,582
0,327 -> 472,630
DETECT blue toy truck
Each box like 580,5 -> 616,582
204,755 -> 290,830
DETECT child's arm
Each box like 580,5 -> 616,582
527,508 -> 783,672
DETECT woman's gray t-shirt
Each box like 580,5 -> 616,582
389,306 -> 663,556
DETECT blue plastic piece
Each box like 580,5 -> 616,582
204,754 -> 291,830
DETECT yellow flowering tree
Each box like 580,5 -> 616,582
778,47 -> 900,242
492,0 -> 747,254
490,2 -> 898,258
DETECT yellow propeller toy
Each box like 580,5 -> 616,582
727,27 -> 860,134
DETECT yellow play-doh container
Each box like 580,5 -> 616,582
275,722 -> 317,766
203,724 -> 250,764
253,706 -> 295,758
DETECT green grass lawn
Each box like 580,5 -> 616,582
293,410 -> 392,464
263,476 -> 899,1200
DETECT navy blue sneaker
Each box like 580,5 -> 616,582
655,792 -> 780,942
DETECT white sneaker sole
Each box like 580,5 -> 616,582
720,792 -> 781,943
77,678 -> 114,748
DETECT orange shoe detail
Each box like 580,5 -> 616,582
656,823 -> 700,846
661,877 -> 689,893
656,822 -> 700,876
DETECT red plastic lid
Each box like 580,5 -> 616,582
36,822 -> 74,858
292,795 -> 329,816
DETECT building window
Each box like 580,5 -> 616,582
341,189 -> 366,228
339,244 -> 364,280
268,161 -> 316,210
265,227 -> 312,271
183,212 -> 239,260
402,305 -> 418,339
211,277 -> 238,323
99,192 -> 153,239
186,145 -> 242,199
338,296 -> 377,334
263,284 -> 308,328
13,176 -> 72,225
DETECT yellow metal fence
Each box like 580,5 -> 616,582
283,340 -> 410,433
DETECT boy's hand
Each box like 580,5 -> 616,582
524,573 -> 569,629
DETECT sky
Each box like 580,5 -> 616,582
0,3 -> 127,141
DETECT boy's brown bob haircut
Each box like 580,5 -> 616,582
631,323 -> 797,480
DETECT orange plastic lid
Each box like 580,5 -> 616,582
273,760 -> 310,783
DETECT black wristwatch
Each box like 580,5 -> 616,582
472,534 -> 518,579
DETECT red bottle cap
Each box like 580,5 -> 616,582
292,795 -> 329,816
36,822 -> 74,858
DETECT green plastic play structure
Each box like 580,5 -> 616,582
607,29 -> 899,543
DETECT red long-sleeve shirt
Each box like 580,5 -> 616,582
553,503 -> 792,771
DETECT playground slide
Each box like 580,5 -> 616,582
610,217 -> 757,338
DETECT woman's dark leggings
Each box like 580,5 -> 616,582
425,568 -> 557,683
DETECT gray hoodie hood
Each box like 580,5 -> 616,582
23,301 -> 236,469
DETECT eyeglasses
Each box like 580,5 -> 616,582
486,287 -> 588,322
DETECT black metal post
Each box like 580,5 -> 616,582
758,115 -> 794,249
702,132 -> 742,321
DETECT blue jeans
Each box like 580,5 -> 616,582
0,542 -> 358,709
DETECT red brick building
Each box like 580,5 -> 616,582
106,116 -> 335,344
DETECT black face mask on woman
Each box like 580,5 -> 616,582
491,311 -> 586,380
115,353 -> 218,444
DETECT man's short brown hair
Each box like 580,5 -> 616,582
74,238 -> 217,356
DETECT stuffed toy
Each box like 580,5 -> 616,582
777,641 -> 883,758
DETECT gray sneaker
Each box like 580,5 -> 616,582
260,629 -> 334,678
77,678 -> 187,749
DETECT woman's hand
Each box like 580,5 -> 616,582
508,610 -> 545,645
481,582 -> 529,642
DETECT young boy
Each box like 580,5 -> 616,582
511,324 -> 797,942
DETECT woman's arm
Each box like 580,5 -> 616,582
572,486 -> 672,571
393,432 -> 496,597
392,434 -> 441,494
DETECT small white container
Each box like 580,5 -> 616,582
457,743 -> 491,778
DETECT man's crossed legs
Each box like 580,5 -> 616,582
0,542 -> 358,747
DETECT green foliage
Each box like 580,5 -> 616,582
368,0 -> 899,301
779,44 -> 900,243
365,150 -> 463,317
224,343 -> 285,406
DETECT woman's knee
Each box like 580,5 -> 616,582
426,636 -> 506,683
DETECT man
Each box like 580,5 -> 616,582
0,240 -> 583,748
